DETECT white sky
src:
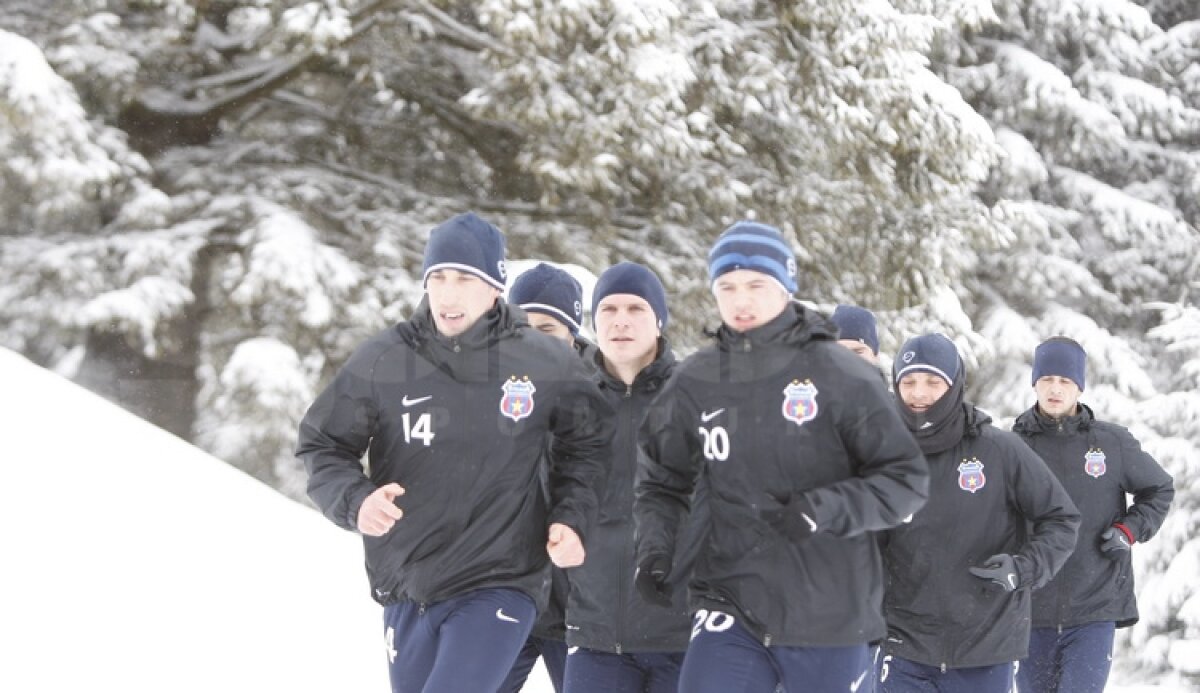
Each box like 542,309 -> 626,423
0,346 -> 1177,692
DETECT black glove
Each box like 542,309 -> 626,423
635,555 -> 672,607
762,496 -> 819,543
1099,525 -> 1133,558
968,553 -> 1020,592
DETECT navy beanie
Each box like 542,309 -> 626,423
509,263 -> 584,335
1033,337 -> 1087,391
707,221 -> 798,294
894,334 -> 962,387
831,305 -> 879,355
591,261 -> 669,331
422,212 -> 507,290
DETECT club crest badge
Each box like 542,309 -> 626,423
782,379 -> 819,426
957,458 -> 986,494
1084,448 -> 1107,478
500,376 -> 536,421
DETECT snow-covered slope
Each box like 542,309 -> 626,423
0,347 -> 387,691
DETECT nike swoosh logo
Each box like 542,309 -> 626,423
1007,574 -> 1017,591
700,408 -> 725,422
568,646 -> 580,655
402,395 -> 432,406
495,608 -> 519,624
850,669 -> 867,692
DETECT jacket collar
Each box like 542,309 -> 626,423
594,337 -> 676,393
404,295 -> 520,351
964,403 -> 993,437
712,302 -> 837,351
1013,402 -> 1094,436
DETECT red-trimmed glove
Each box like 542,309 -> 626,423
1099,523 -> 1134,558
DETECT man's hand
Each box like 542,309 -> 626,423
1099,525 -> 1134,558
761,495 -> 819,543
968,554 -> 1020,592
635,554 -> 673,607
356,483 -> 405,536
547,523 -> 586,568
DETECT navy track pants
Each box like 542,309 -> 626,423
382,587 -> 536,693
1016,621 -> 1115,693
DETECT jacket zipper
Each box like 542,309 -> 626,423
938,460 -> 966,672
614,389 -> 634,654
1052,434 -> 1069,631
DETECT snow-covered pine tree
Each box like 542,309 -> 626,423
937,0 -> 1200,683
469,0 -> 1006,348
0,7 -> 430,499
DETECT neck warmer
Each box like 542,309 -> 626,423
896,375 -> 967,455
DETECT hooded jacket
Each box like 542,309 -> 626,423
566,338 -> 691,654
882,403 -> 1081,669
298,298 -> 613,607
530,335 -> 600,641
634,304 -> 929,647
1013,404 -> 1173,629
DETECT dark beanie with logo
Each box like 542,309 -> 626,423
422,212 -> 507,290
831,305 -> 879,355
707,221 -> 798,294
1032,337 -> 1087,391
894,333 -> 962,387
591,261 -> 669,331
509,263 -> 584,335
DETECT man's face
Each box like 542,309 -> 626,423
527,312 -> 574,345
595,294 -> 659,370
837,339 -> 878,365
1035,375 -> 1081,419
713,269 -> 790,333
425,269 -> 500,337
898,372 -> 951,413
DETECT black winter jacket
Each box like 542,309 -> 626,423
1013,404 -> 1173,629
634,304 -> 929,647
566,339 -> 691,654
297,299 -> 613,607
531,336 -> 600,641
882,405 -> 1081,669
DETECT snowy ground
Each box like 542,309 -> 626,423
0,347 -> 1183,691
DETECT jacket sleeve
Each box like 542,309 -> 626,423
634,375 -> 703,566
1006,435 -> 1082,590
295,343 -> 384,532
801,378 -> 930,537
1115,426 -> 1174,542
545,356 -> 614,543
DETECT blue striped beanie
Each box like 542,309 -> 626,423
707,221 -> 798,293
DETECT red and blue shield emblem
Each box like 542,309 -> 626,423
781,380 -> 819,426
1084,448 -> 1107,478
500,376 -> 536,422
957,458 -> 986,494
